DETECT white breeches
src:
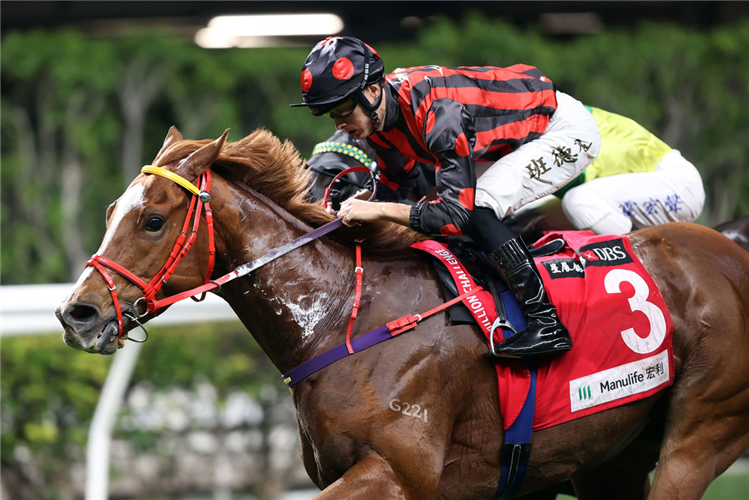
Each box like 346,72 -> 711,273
561,149 -> 705,234
475,91 -> 601,219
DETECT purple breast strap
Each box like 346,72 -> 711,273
282,325 -> 391,386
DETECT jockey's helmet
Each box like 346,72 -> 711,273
290,37 -> 385,127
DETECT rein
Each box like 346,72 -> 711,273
87,165 -> 376,340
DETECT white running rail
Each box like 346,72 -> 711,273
1,283 -> 238,500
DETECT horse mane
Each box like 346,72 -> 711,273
153,129 -> 426,253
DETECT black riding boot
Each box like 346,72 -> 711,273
469,208 -> 571,358
486,237 -> 572,358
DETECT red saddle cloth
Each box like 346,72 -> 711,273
528,231 -> 674,430
413,231 -> 675,431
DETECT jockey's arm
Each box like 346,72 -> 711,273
338,197 -> 411,227
340,101 -> 477,235
336,138 -> 419,226
408,100 -> 477,237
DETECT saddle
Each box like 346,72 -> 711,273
414,236 -> 565,499
429,236 -> 564,328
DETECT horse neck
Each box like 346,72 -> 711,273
210,178 -> 354,373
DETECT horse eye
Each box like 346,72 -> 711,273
144,216 -> 165,232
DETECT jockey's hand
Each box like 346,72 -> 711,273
327,189 -> 373,216
338,198 -> 412,228
338,199 -> 381,226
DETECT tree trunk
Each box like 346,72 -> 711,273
118,58 -> 167,181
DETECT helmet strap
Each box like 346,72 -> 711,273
357,80 -> 383,129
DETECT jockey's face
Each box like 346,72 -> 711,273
333,83 -> 385,140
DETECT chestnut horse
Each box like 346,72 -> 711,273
57,128 -> 749,500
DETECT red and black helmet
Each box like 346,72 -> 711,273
290,36 -> 385,125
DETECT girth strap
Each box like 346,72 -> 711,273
493,298 -> 536,500
494,356 -> 537,499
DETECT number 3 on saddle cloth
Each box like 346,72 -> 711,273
412,231 -> 674,497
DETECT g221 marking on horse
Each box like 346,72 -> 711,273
57,128 -> 749,500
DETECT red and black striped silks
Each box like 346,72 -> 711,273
369,64 -> 557,237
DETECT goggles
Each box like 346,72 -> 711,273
313,99 -> 357,119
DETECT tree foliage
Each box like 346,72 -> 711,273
2,19 -> 749,284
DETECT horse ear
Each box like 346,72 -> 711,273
154,126 -> 184,162
178,129 -> 230,178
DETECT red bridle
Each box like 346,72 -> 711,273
84,164 -> 377,342
86,166 -> 216,338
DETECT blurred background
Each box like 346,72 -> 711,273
2,1 -> 748,499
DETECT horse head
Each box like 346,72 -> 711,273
56,127 -> 228,354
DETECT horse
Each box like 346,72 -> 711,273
57,128 -> 749,500
713,215 -> 749,252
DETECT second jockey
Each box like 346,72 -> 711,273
291,36 -> 601,358
555,106 -> 705,233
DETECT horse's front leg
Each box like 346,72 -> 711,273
313,452 -> 409,500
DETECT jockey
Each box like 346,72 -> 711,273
291,36 -> 601,358
552,106 -> 705,233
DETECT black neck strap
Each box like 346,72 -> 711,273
356,40 -> 383,129
357,80 -> 383,129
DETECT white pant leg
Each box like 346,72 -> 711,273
475,91 -> 601,219
562,149 -> 705,234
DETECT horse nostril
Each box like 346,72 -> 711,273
61,302 -> 101,329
